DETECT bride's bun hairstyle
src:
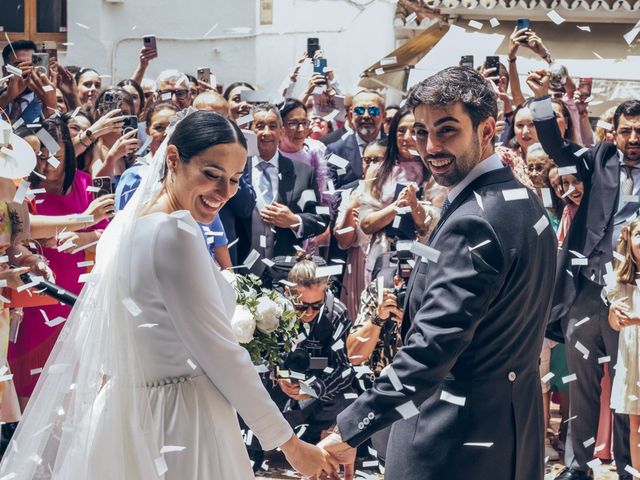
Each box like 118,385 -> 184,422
287,251 -> 329,290
161,110 -> 248,180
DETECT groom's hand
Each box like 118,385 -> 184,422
315,432 -> 356,480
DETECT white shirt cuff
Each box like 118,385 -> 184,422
530,96 -> 555,121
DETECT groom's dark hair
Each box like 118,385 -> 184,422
407,66 -> 498,128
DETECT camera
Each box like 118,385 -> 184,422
279,349 -> 328,382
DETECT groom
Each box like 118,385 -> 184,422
320,67 -> 557,479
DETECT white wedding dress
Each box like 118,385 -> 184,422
0,114 -> 293,480
118,210 -> 293,478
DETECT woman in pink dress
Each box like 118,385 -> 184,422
8,118 -> 111,410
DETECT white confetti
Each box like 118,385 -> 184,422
532,215 -> 551,237
502,188 -> 529,201
464,442 -> 494,447
160,445 -> 186,453
596,119 -> 613,131
557,166 -> 577,176
187,359 -> 197,370
597,355 -> 611,364
122,297 -> 142,316
625,464 -> 640,477
411,242 -> 440,263
577,25 -> 591,32
586,458 -> 602,469
562,373 -> 577,384
316,265 -> 343,278
489,17 -> 500,27
583,437 -> 595,448
395,400 -> 419,419
575,317 -> 590,327
75,22 -> 90,30
574,147 -> 589,157
575,341 -> 590,359
541,372 -> 555,383
469,239 -> 491,251
440,390 -> 466,406
13,180 -> 30,204
468,20 -> 483,30
474,191 -> 484,210
546,10 -> 566,25
154,456 -> 168,476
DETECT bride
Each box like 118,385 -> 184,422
0,110 -> 338,479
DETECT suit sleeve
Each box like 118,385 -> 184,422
153,214 -> 293,450
531,97 -> 594,179
337,214 -> 506,447
225,172 -> 256,219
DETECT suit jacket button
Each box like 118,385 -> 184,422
508,371 -> 516,382
358,422 -> 365,430
368,412 -> 375,420
363,418 -> 370,426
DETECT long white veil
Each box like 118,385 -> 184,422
0,112 -> 184,479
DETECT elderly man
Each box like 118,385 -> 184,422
325,90 -> 385,188
320,67 -> 557,480
155,69 -> 191,110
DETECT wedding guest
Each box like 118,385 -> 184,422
607,217 -> 640,477
75,67 -> 102,108
334,139 -> 386,321
8,118 -> 110,411
276,253 -> 354,443
359,105 -> 431,284
223,81 -> 256,122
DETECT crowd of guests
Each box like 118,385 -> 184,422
0,26 -> 639,479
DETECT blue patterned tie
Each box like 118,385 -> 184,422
257,161 -> 274,204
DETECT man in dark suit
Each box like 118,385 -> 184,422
236,103 -> 329,274
218,168 -> 255,266
319,67 -> 557,480
325,90 -> 385,189
528,70 -> 639,480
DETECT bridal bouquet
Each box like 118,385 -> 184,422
224,272 -> 299,367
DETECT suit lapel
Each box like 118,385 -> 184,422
348,134 -> 363,179
277,154 -> 295,206
429,167 -> 514,242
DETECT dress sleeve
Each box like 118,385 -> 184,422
151,213 -> 293,450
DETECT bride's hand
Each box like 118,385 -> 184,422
280,434 -> 339,478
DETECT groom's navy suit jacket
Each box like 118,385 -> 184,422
336,167 -> 557,480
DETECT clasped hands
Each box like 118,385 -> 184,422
260,203 -> 300,229
611,297 -> 640,328
282,430 -> 356,480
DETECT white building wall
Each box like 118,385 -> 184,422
63,0 -> 395,95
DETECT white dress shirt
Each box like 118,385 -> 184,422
447,152 -> 504,203
251,152 -> 304,237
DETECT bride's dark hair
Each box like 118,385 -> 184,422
161,110 -> 247,179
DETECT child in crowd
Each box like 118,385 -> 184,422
607,217 -> 640,475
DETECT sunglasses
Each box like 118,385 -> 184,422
353,106 -> 381,118
362,156 -> 383,164
292,299 -> 324,312
158,89 -> 190,99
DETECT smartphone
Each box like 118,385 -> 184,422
313,58 -> 327,75
143,35 -> 157,51
39,41 -> 57,60
102,91 -> 123,113
516,18 -> 531,32
578,77 -> 593,98
93,177 -> 112,198
460,55 -> 474,69
485,56 -> 500,72
31,53 -> 49,77
122,115 -> 138,135
307,37 -> 320,58
197,67 -> 211,85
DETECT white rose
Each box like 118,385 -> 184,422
255,296 -> 280,334
230,305 -> 256,344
